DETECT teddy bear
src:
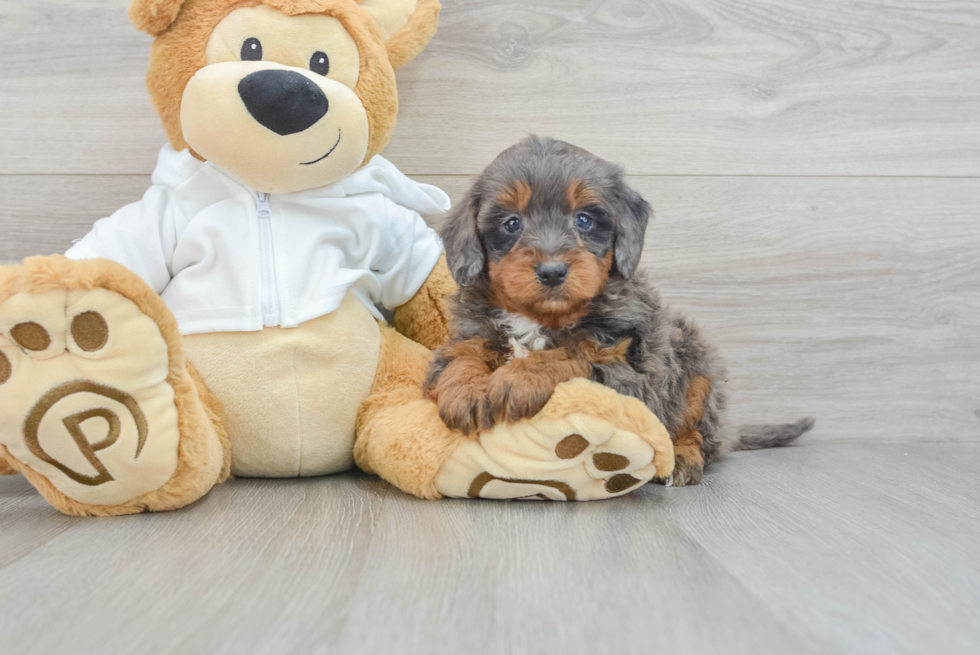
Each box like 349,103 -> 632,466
0,0 -> 674,516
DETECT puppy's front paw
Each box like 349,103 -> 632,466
436,385 -> 491,435
670,452 -> 704,487
486,363 -> 557,425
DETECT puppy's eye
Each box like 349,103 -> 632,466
310,51 -> 330,76
504,217 -> 522,234
241,38 -> 263,61
575,213 -> 595,231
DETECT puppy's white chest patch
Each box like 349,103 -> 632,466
495,312 -> 549,360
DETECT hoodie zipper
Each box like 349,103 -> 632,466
254,191 -> 281,327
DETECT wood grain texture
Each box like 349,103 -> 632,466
0,474 -> 392,654
1,442 -> 977,654
1,0 -> 979,175
3,174 -> 978,441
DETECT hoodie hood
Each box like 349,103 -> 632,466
151,144 -> 451,219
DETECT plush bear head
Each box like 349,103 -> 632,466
129,0 -> 440,193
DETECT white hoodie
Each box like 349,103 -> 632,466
66,145 -> 448,335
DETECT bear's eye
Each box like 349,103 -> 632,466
310,51 -> 330,76
241,38 -> 263,61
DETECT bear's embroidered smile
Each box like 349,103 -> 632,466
300,130 -> 343,166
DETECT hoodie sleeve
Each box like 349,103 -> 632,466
372,197 -> 445,310
65,184 -> 180,295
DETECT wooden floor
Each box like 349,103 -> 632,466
1,1 -> 978,653
2,441 -> 979,654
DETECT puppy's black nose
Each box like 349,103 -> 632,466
238,70 -> 328,136
536,261 -> 569,287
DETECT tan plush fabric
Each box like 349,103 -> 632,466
0,257 -> 228,516
352,251 -> 462,499
392,253 -> 458,350
435,378 -> 675,501
184,293 -> 381,478
129,0 -> 186,36
0,457 -> 16,475
182,6 -> 372,193
382,0 -> 440,69
185,361 -> 233,483
205,6 -> 361,89
180,60 -> 371,194
358,0 -> 417,41
354,324 -> 460,499
0,288 -> 181,506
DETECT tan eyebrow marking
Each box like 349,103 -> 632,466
497,180 -> 533,213
566,179 -> 602,211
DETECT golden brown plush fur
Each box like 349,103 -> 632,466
354,325 -> 460,499
385,0 -> 441,69
0,257 -> 229,516
129,0 -> 186,36
185,361 -> 233,483
392,253 -> 457,349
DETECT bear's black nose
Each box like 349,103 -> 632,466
536,261 -> 569,287
238,70 -> 328,136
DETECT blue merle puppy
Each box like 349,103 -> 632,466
424,136 -> 813,486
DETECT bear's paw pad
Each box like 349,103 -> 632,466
435,385 -> 671,501
0,288 -> 180,506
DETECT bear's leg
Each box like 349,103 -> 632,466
355,326 -> 676,501
354,326 -> 460,499
0,256 -> 230,516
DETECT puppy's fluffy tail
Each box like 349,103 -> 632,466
733,417 -> 815,451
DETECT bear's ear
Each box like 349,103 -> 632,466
129,0 -> 185,37
360,0 -> 441,69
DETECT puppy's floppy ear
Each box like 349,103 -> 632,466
441,185 -> 485,287
129,0 -> 185,37
360,0 -> 442,69
613,185 -> 651,279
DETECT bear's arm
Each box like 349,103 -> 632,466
65,184 -> 180,294
370,198 -> 457,349
392,253 -> 457,350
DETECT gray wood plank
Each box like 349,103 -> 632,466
333,442 -> 980,655
2,174 -> 978,442
638,175 -> 980,442
0,473 -> 391,654
334,479 -> 821,655
5,442 -> 972,654
0,475 -> 79,570
0,175 -> 151,260
1,0 -> 979,176
663,441 -> 980,655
